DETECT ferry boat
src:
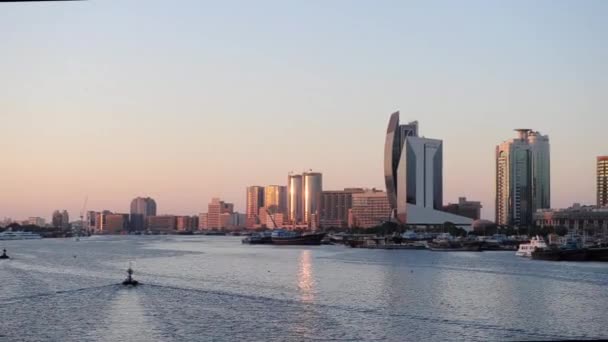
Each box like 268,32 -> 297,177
0,230 -> 42,240
515,236 -> 547,257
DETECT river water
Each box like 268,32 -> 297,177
0,236 -> 607,341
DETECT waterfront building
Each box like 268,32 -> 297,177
198,213 -> 208,230
52,210 -> 61,227
130,197 -> 157,231
496,129 -> 550,226
348,189 -> 392,228
190,215 -> 199,230
27,217 -> 46,227
86,211 -> 97,232
320,188 -> 365,228
207,198 -> 222,229
97,212 -> 129,234
303,171 -> 323,227
246,186 -> 265,228
176,216 -> 196,232
207,198 -> 234,229
148,215 -> 177,233
51,210 -> 70,229
598,156 -> 608,207
230,212 -> 247,229
442,197 -> 482,220
534,204 -> 608,235
384,112 -> 473,227
265,185 -> 287,215
220,213 -> 231,229
287,173 -> 304,224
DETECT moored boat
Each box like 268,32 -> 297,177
427,241 -> 482,251
516,236 -> 547,257
271,230 -> 325,246
242,232 -> 273,244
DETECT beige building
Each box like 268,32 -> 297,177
349,190 -> 391,229
207,198 -> 234,229
198,213 -> 208,230
265,185 -> 287,215
246,186 -> 265,228
96,212 -> 129,234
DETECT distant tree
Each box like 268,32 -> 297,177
7,223 -> 22,230
444,222 -> 466,237
555,226 -> 568,236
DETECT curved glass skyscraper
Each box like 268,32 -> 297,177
384,111 -> 471,226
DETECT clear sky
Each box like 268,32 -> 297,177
1,0 -> 607,221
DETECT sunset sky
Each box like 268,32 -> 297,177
1,1 -> 607,221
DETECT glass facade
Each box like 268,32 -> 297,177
303,172 -> 322,226
288,174 -> 303,224
495,130 -> 550,226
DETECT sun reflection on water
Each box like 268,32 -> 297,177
297,250 -> 314,303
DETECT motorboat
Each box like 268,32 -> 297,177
516,236 -> 548,257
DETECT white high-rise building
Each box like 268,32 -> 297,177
496,129 -> 550,226
384,111 -> 472,227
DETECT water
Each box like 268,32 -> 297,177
1,236 -> 607,341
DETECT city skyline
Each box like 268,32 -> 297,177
2,1 -> 607,221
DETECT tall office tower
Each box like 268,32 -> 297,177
246,186 -> 265,228
287,173 -> 303,224
303,171 -> 323,227
264,185 -> 287,215
598,156 -> 608,207
496,129 -> 551,226
529,131 -> 551,211
384,111 -> 472,226
130,197 -> 157,231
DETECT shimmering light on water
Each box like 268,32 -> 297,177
0,236 -> 607,341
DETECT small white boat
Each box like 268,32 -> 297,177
0,229 -> 42,240
516,236 -> 547,257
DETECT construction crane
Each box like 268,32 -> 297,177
265,208 -> 279,229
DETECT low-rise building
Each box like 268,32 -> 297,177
443,197 -> 482,220
534,204 -> 608,233
147,215 -> 177,234
97,212 -> 129,234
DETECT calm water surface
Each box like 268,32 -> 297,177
1,236 -> 607,341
